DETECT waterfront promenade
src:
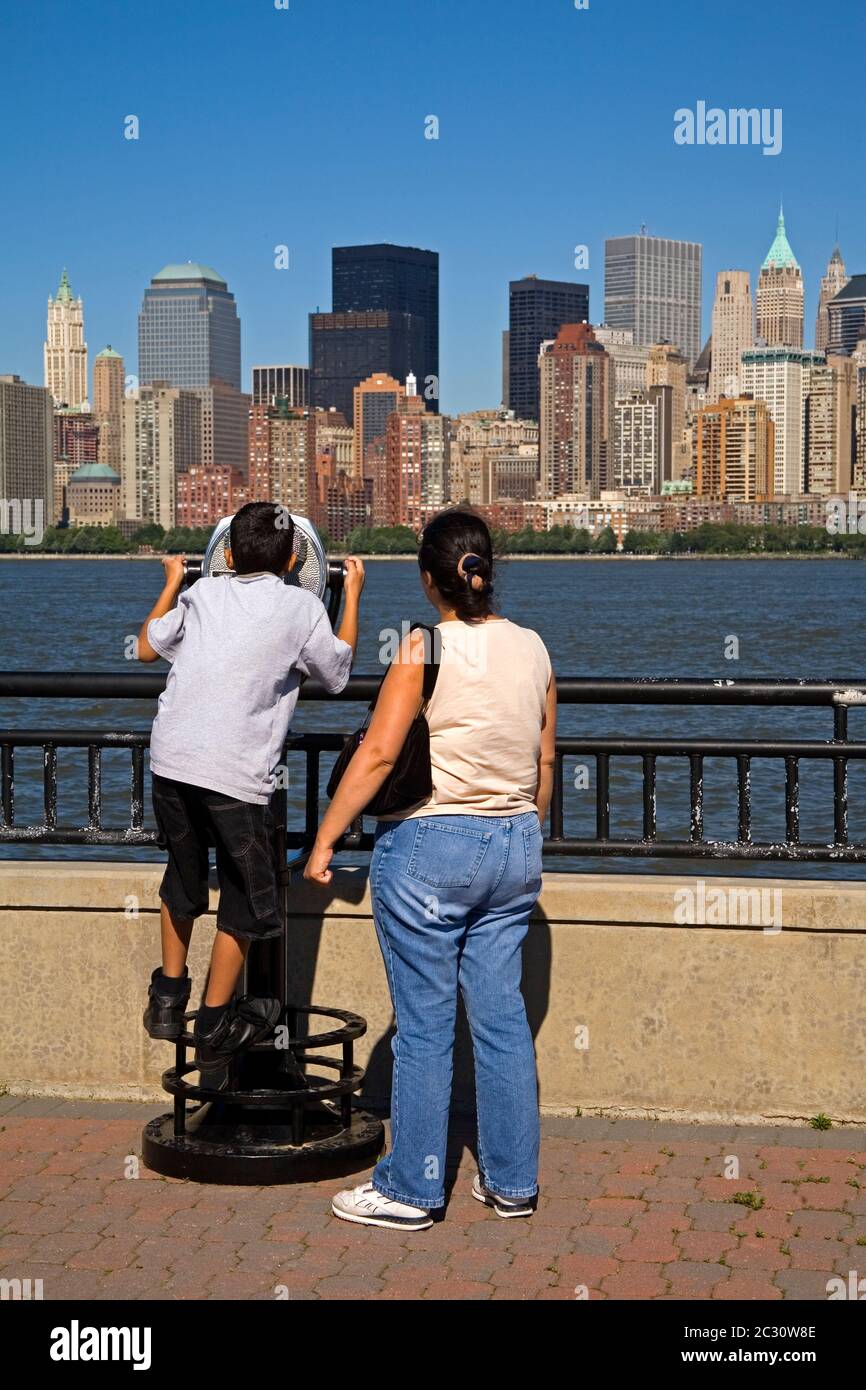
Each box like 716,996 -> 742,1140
2,1099 -> 864,1301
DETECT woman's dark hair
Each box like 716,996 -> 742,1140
418,509 -> 495,624
229,502 -> 295,575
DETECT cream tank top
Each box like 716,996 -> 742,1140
391,618 -> 552,820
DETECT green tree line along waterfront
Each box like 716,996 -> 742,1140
3,521 -> 866,557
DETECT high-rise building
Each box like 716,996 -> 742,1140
708,272 -> 753,402
614,392 -> 660,493
742,347 -> 823,495
247,402 -> 352,515
695,397 -> 774,501
92,346 -> 125,476
382,405 -> 449,529
310,311 -> 426,424
815,247 -> 849,353
251,365 -> 308,409
53,411 -> 99,523
604,234 -> 702,367
756,209 -> 804,349
646,342 -> 689,479
501,330 -> 510,408
194,381 -> 251,473
311,453 -> 371,543
449,410 -> 538,504
331,244 -> 439,410
44,270 -> 88,409
854,340 -> 866,491
138,263 -> 241,391
176,464 -> 246,529
121,384 -> 201,529
507,276 -> 590,422
353,373 -> 403,478
595,326 -> 652,398
539,324 -> 613,500
827,276 -> 866,358
0,376 -> 54,531
804,355 -> 858,495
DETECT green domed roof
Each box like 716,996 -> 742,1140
762,207 -> 799,271
152,262 -> 226,286
68,462 -> 121,483
96,345 -> 122,359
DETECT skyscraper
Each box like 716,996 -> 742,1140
93,346 -> 125,476
195,381 -> 251,473
138,263 -> 241,391
804,356 -> 858,495
331,244 -> 439,408
708,271 -> 753,402
382,403 -> 449,529
742,346 -> 823,494
614,393 -> 661,493
252,365 -> 308,409
815,247 -> 849,353
604,234 -> 702,367
121,384 -> 202,529
854,341 -> 866,491
508,276 -> 590,422
827,276 -> 866,358
539,324 -> 613,500
0,375 -> 54,528
53,410 -> 99,523
756,209 -> 804,349
310,311 -> 426,425
695,397 -> 774,501
646,342 -> 689,479
595,326 -> 652,398
353,373 -> 403,478
44,270 -> 88,409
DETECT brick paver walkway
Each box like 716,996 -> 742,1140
1,1098 -> 865,1300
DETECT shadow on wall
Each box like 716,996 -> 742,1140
281,863 -> 552,1174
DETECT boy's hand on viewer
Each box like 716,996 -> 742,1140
343,556 -> 365,601
162,556 -> 186,589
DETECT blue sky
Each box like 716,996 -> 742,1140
1,0 -> 863,414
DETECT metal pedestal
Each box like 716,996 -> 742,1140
142,781 -> 385,1184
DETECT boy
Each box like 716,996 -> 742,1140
136,501 -> 364,1087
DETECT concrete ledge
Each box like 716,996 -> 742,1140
0,860 -> 863,1125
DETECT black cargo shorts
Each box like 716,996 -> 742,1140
151,773 -> 281,941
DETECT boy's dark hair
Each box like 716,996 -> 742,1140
229,503 -> 295,576
418,508 -> 495,624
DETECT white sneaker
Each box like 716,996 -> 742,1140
471,1173 -> 534,1218
331,1181 -> 433,1230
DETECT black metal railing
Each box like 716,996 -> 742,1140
2,673 -> 866,862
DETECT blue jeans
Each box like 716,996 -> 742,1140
369,811 -> 542,1209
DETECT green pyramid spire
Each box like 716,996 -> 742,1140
762,206 -> 799,271
55,268 -> 73,303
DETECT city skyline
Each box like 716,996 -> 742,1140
1,0 -> 863,414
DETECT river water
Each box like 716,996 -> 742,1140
1,556 -> 864,878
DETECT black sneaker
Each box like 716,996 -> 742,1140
471,1174 -> 534,1218
143,968 -> 191,1040
194,995 -> 280,1091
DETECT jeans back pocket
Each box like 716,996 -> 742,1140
523,819 -> 543,887
406,819 -> 492,888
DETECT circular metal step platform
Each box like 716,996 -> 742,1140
142,1004 -> 385,1184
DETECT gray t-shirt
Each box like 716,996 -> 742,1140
148,572 -> 352,804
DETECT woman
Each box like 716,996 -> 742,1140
304,509 -> 556,1230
